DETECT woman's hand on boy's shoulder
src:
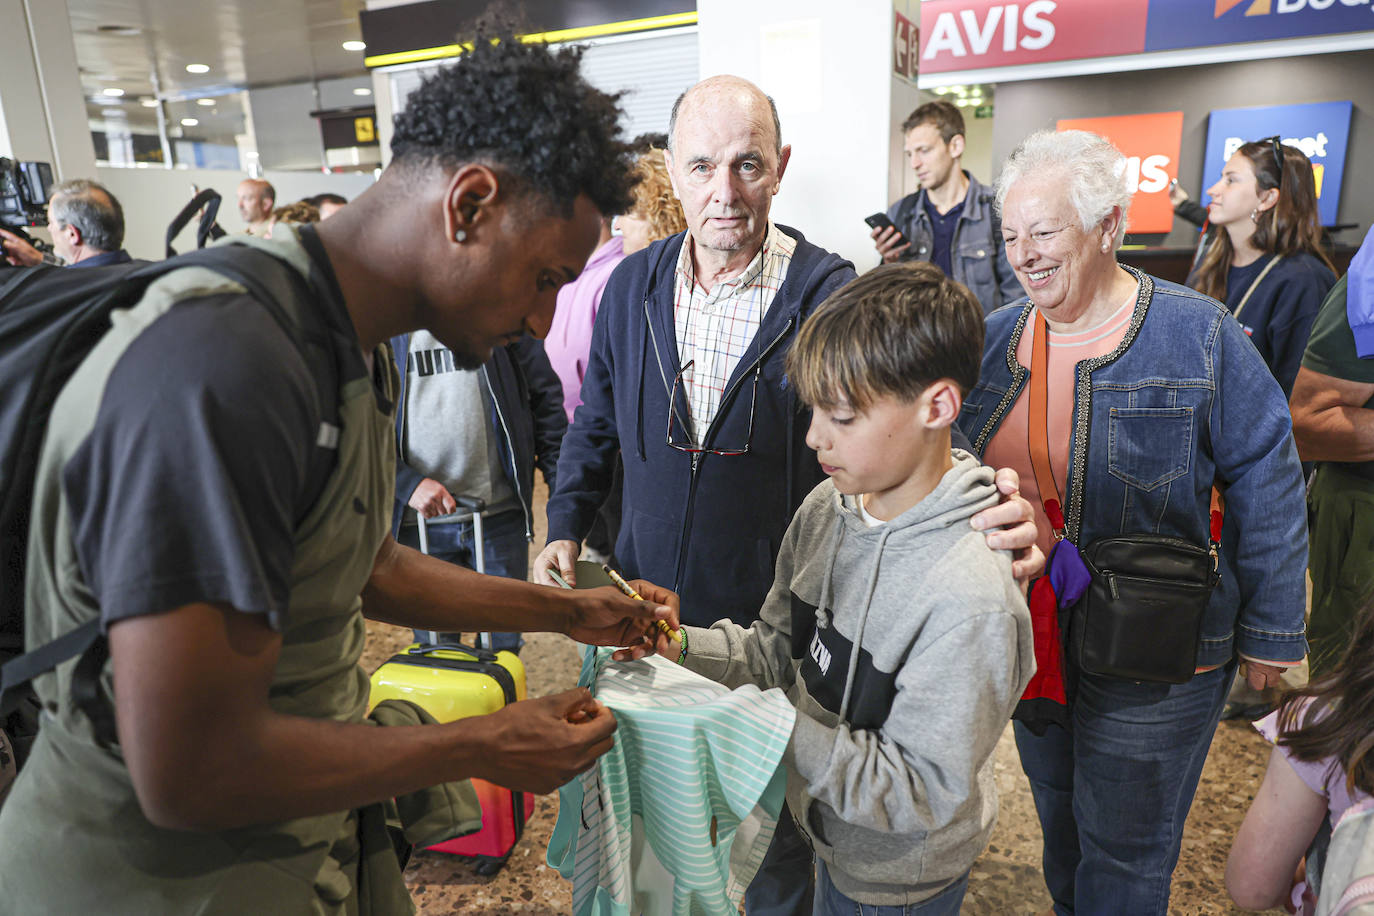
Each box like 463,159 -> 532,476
971,467 -> 1045,584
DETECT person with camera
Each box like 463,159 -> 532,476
871,100 -> 1020,316
0,178 -> 131,268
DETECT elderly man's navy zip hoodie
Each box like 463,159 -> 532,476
547,225 -> 856,627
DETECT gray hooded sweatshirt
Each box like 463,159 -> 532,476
682,450 -> 1035,905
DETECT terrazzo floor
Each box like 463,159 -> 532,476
362,622 -> 1283,916
361,480 -> 1285,914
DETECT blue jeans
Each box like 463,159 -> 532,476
814,858 -> 968,916
397,508 -> 529,652
745,805 -> 815,916
1015,662 -> 1235,915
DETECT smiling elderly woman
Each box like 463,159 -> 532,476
956,129 -> 1309,915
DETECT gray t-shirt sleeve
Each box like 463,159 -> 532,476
62,293 -> 322,630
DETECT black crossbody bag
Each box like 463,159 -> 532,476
1027,309 -> 1222,685
1070,531 -> 1220,684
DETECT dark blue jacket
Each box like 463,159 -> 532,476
546,226 -> 856,627
390,334 -> 566,540
69,250 -> 133,269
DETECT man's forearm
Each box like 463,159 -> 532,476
1290,368 -> 1374,463
151,708 -> 482,830
1292,404 -> 1374,462
362,534 -> 574,634
112,601 -> 508,831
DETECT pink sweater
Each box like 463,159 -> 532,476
546,237 -> 626,422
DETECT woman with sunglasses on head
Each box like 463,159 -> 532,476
1187,138 -> 1337,397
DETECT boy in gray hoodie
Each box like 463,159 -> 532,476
621,261 -> 1035,913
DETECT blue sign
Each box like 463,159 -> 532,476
1147,0 -> 1374,52
1200,101 -> 1353,227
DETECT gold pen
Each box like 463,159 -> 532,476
602,564 -> 681,643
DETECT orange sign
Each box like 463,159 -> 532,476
1056,111 -> 1185,234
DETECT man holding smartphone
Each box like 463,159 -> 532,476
870,100 -> 1020,316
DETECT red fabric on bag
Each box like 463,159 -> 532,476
1022,576 -> 1067,705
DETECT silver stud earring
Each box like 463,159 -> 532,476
454,229 -> 467,243
1250,208 -> 1259,223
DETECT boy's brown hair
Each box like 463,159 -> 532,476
787,261 -> 984,412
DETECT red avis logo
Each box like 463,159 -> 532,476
1056,111 -> 1185,234
917,0 -> 1150,74
922,1 -> 1058,60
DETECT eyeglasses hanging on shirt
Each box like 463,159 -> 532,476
666,359 -> 760,456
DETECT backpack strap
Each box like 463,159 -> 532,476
0,245 -> 320,750
165,189 -> 227,259
0,619 -> 99,719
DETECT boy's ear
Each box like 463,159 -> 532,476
922,380 -> 963,430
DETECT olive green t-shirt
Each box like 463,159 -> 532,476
1302,274 -> 1374,407
1302,274 -> 1374,475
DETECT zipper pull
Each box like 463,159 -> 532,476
1107,572 -> 1120,601
691,451 -> 703,474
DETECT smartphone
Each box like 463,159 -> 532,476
865,212 -> 907,245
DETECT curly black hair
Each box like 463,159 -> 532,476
390,24 -> 635,218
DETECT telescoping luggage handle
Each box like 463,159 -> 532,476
419,495 -> 490,650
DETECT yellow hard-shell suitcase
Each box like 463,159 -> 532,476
369,512 -> 533,873
370,642 -> 533,873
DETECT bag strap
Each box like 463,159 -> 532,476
1028,310 -> 1067,539
1232,254 -> 1283,321
165,189 -> 226,258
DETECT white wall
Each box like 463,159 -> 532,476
96,166 -> 376,260
961,111 -> 996,185
697,0 -> 897,271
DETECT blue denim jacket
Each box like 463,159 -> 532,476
886,171 -> 1022,317
957,268 -> 1308,667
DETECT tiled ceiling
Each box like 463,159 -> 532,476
67,0 -> 369,102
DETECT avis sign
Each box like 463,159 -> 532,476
1056,112 -> 1183,234
918,0 -> 1150,74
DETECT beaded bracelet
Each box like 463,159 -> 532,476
676,626 -> 689,665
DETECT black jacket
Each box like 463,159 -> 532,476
389,333 -> 565,539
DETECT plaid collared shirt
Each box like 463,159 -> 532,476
672,222 -> 795,442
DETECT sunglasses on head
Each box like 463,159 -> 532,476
1257,135 -> 1284,189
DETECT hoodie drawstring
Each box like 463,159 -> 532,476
836,512 -> 892,724
816,514 -> 844,630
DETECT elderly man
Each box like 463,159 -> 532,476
236,177 -> 275,235
0,179 -> 132,268
536,75 -> 1040,914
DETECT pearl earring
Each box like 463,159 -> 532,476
1249,208 -> 1259,223
454,229 -> 468,243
